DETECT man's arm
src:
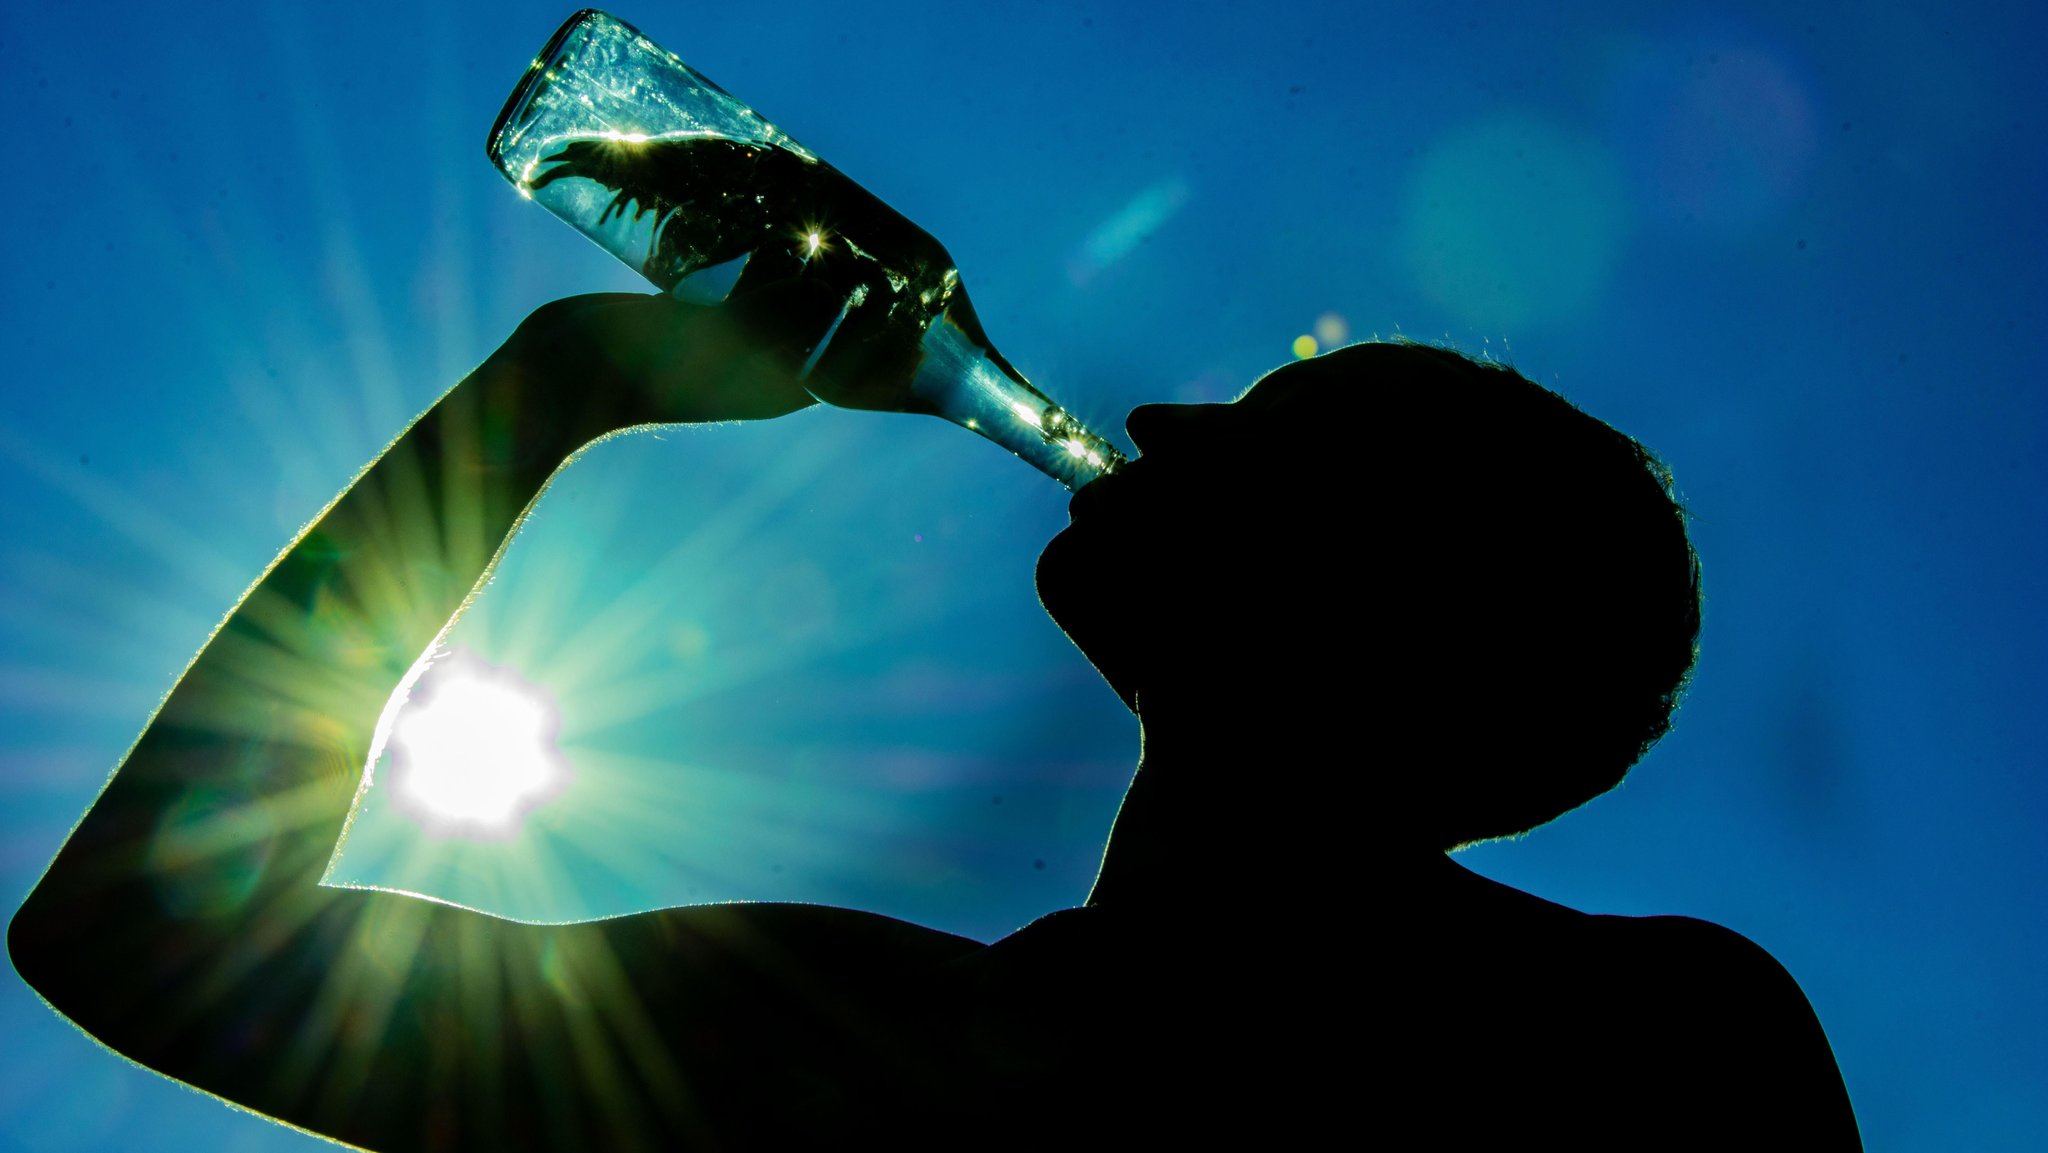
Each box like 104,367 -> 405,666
7,291 -> 981,1150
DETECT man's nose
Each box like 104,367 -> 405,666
1125,403 -> 1230,455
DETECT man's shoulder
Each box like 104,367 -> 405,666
1591,912 -> 1812,1009
1468,864 -> 1806,994
1584,913 -> 1859,1138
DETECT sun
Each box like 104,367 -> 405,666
383,647 -> 570,838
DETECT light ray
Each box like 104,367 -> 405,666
530,417 -> 861,693
0,429 -> 251,600
261,3 -> 410,443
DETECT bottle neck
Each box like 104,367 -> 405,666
908,311 -> 1126,490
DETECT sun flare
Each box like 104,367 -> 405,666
386,649 -> 569,837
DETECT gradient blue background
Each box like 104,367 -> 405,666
3,1 -> 2042,1148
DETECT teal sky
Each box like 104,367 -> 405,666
2,1 -> 2043,1149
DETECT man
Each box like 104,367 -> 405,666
8,289 -> 1861,1149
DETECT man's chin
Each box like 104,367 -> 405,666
1036,529 -> 1141,712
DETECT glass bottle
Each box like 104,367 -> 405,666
487,8 -> 1125,490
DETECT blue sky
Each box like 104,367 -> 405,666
2,1 -> 2043,1148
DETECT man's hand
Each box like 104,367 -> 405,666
502,281 -> 846,430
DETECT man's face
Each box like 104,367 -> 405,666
1034,360 -> 1339,710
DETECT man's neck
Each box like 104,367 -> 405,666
1084,695 -> 1451,914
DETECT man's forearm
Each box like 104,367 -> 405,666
7,333 -> 618,1017
3,296 -> 906,1152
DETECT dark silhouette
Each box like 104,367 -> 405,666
7,289 -> 1862,1149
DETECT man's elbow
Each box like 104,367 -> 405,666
7,884 -> 121,1035
10,887 -> 76,1006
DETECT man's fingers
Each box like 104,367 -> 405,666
511,283 -> 853,425
579,292 -> 828,423
723,276 -> 847,360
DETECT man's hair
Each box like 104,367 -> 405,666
1243,342 -> 1703,847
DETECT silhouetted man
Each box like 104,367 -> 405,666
8,289 -> 1862,1149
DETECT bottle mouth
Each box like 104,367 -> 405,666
486,9 -> 621,179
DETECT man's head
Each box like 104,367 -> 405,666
1037,343 -> 1701,849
